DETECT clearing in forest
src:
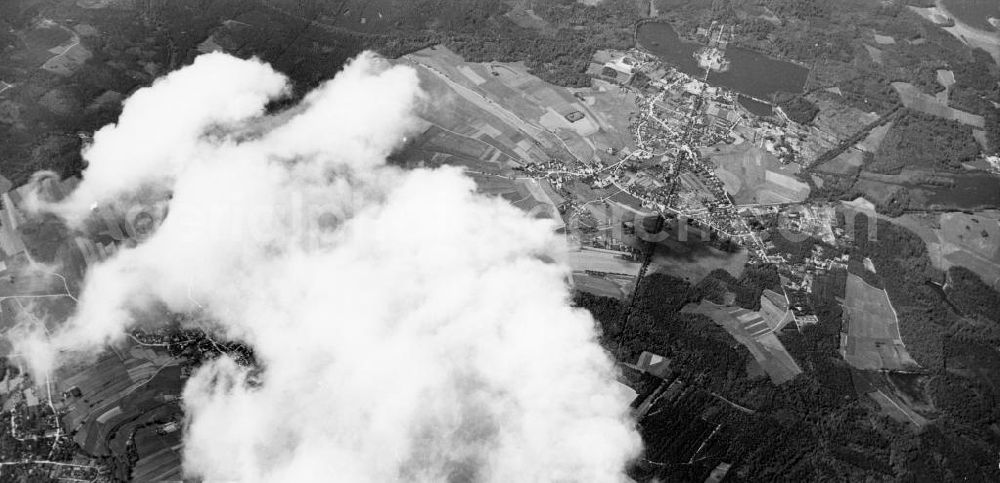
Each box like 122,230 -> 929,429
840,273 -> 919,370
684,299 -> 802,384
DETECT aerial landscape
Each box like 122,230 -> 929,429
1,0 -> 999,481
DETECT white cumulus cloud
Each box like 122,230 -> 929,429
17,52 -> 640,482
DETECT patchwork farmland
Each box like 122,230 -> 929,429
840,273 -> 919,371
706,143 -> 810,205
891,82 -> 985,128
684,298 -> 802,384
56,345 -> 182,457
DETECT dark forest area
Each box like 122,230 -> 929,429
576,211 -> 1000,481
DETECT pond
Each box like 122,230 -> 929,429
738,96 -> 773,117
636,22 -> 810,102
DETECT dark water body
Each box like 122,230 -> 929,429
738,96 -> 773,117
636,22 -> 810,101
942,0 -> 1000,32
636,22 -> 702,75
925,174 -> 1000,209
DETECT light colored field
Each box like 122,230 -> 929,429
472,175 -> 560,225
857,122 -> 893,153
571,79 -> 637,150
684,300 -> 802,384
540,106 -> 599,136
42,43 -> 91,77
404,61 -> 551,169
707,143 -> 809,204
840,273 -> 919,371
714,166 -> 741,192
852,178 -> 905,207
405,48 -> 553,148
892,82 -> 985,128
864,44 -> 884,64
95,406 -> 123,424
759,289 -> 794,332
936,69 -> 955,89
765,170 -> 810,194
74,24 -> 99,36
973,129 -> 989,151
458,65 -> 486,86
944,250 -> 1000,288
939,211 -> 1000,262
58,353 -> 136,452
816,149 -> 864,175
935,0 -> 1000,63
873,33 -> 896,44
939,211 -> 1000,287
404,46 -> 633,166
505,6 -> 555,34
520,178 -> 564,229
811,93 -> 881,139
893,211 -> 1000,289
909,3 -> 1000,62
133,444 -> 184,482
54,341 -> 181,452
77,0 -> 115,8
868,390 -> 929,427
572,273 -> 627,299
568,247 -> 641,276
755,189 -> 799,205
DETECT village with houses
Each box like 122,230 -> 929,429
2,0 -> 1000,479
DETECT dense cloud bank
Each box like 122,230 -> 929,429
15,52 -> 640,481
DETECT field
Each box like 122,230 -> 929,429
873,33 -> 896,45
942,0 -> 1000,31
505,4 -> 556,34
403,46 -> 633,168
16,23 -> 71,67
568,244 -> 641,299
684,300 -> 802,384
894,211 -> 1000,289
840,273 -> 919,371
923,0 -> 1000,63
472,175 -> 564,228
400,48 -> 553,167
891,82 -> 984,128
815,149 -> 863,175
852,372 -> 931,428
856,122 -> 893,153
851,178 -> 907,208
865,385 -> 929,428
650,245 -> 748,285
705,143 -> 810,205
844,164 -> 1000,214
130,422 -> 183,482
863,44 -> 884,65
939,211 -> 1000,264
41,43 -> 91,77
935,69 -> 955,105
814,121 -> 892,175
758,289 -> 794,331
809,93 -> 880,140
56,344 -> 182,457
572,273 -> 634,299
568,247 -> 641,276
